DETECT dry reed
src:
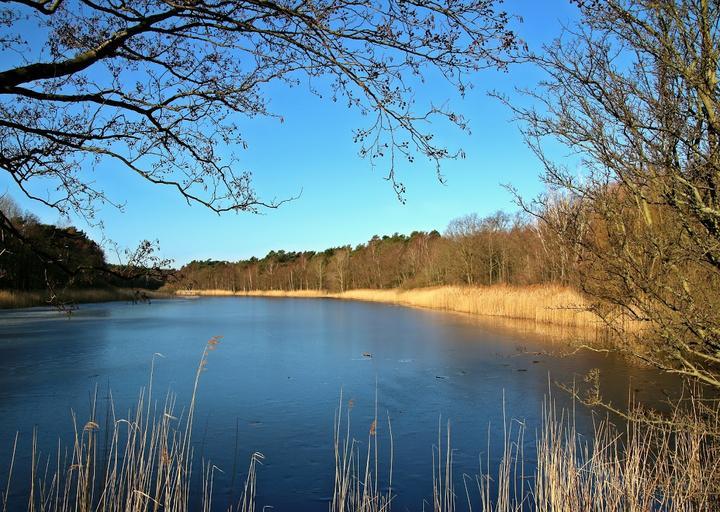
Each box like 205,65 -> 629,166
330,388 -> 720,512
331,392 -> 393,512
0,338 -> 261,512
175,285 -> 603,331
3,346 -> 718,511
469,392 -> 720,512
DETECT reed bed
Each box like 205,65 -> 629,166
331,393 -> 393,512
457,393 -> 720,512
176,285 -> 603,331
339,286 -> 600,329
0,338 -> 260,512
0,288 -> 166,309
392,392 -> 718,511
314,390 -> 720,512
3,344 -> 718,511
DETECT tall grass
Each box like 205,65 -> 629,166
1,338 -> 260,512
331,393 -> 393,512
329,389 -> 720,512
3,349 -> 718,511
176,285 -> 603,331
536,395 -> 720,510
468,393 -> 720,512
340,286 -> 605,330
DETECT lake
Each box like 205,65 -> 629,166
0,297 -> 680,511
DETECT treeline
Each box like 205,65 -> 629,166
0,196 -> 164,292
168,211 -> 572,293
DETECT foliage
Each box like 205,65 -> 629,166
0,195 -> 105,290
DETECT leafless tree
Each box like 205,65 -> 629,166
506,0 -> 720,388
311,254 -> 325,290
1,0 -> 519,220
329,246 -> 350,292
0,0 -> 520,289
446,213 -> 481,284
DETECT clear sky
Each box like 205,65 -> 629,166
1,1 -> 580,267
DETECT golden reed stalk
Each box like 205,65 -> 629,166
176,285 -> 601,330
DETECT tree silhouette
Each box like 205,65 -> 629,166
1,0 -> 519,223
0,0 -> 519,287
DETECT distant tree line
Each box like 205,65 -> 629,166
167,210 -> 572,293
0,193 -> 574,295
0,196 -> 165,292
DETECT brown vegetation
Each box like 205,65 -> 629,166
2,338 -> 263,512
509,0 -> 720,388
167,212 -> 560,295
341,286 -> 599,329
177,285 -> 603,331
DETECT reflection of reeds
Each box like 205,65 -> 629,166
0,288 -> 166,309
176,285 -> 606,331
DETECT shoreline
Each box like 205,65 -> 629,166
0,287 -> 170,309
174,284 -> 603,331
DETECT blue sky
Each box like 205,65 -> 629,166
1,1 -> 579,266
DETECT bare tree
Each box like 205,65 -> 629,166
312,254 -> 326,291
446,213 -> 482,284
0,0 -> 521,293
507,0 -> 720,387
1,0 -> 519,222
481,210 -> 509,283
329,246 -> 350,292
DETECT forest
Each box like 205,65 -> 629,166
0,196 -> 165,293
168,211 -> 567,293
0,195 -> 568,297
